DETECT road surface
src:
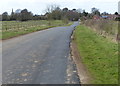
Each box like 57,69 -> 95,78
2,22 -> 80,84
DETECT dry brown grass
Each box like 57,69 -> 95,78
83,19 -> 118,41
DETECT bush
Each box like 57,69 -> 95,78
115,17 -> 120,21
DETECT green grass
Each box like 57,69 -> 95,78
74,25 -> 118,84
2,26 -> 51,39
2,20 -> 72,40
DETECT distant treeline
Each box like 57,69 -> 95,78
1,5 -> 120,21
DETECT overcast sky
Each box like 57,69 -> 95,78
0,0 -> 119,15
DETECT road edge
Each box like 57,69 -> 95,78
70,28 -> 92,84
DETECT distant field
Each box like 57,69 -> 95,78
74,25 -> 118,84
1,20 -> 72,39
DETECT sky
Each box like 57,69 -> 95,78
0,0 -> 119,15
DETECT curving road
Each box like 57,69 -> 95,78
2,22 -> 80,84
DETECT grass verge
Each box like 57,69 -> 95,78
2,25 -> 54,40
74,25 -> 118,84
2,20 -> 73,40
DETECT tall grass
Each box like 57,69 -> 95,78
83,19 -> 118,41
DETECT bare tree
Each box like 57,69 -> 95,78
45,4 -> 61,20
91,7 -> 100,16
45,4 -> 60,13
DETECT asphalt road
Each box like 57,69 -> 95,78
2,22 -> 80,84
